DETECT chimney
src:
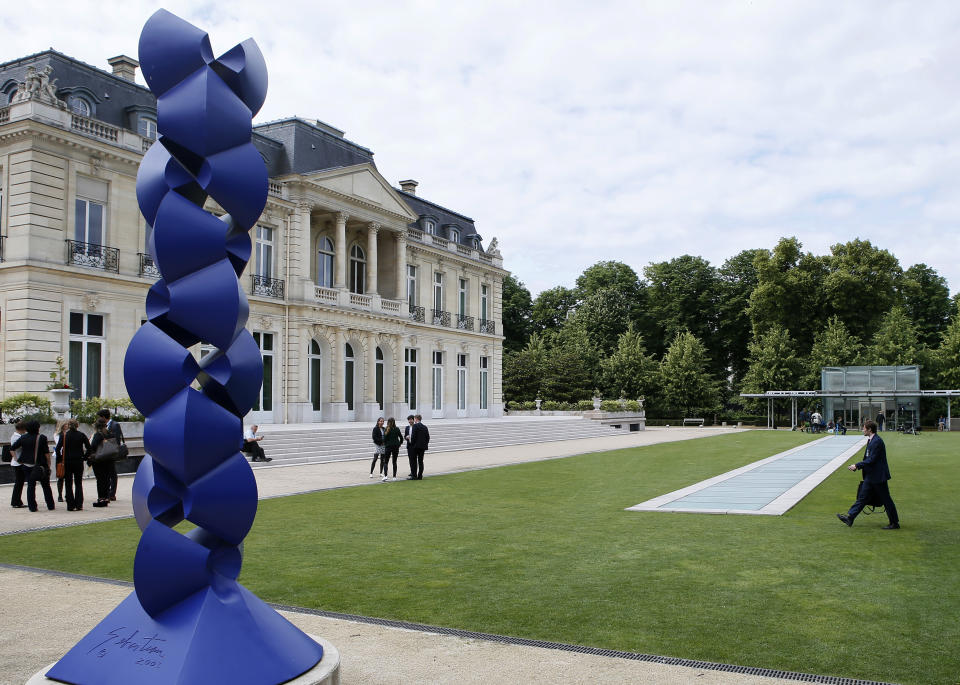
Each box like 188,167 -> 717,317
399,179 -> 418,195
107,55 -> 139,82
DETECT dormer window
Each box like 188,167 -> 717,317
137,116 -> 158,140
423,219 -> 434,235
449,228 -> 460,243
472,236 -> 482,250
67,95 -> 91,117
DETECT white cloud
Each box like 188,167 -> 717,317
4,0 -> 960,296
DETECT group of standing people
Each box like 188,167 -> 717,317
370,414 -> 430,481
5,409 -> 125,512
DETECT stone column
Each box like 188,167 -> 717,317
334,211 -> 348,289
298,203 -> 312,283
395,234 -> 407,304
359,331 -> 381,421
366,222 -> 379,295
444,342 -> 459,418
328,327 -> 348,421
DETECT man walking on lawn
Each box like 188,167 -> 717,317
837,419 -> 899,529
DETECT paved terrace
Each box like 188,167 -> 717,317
0,422 -> 887,685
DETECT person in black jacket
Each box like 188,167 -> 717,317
403,415 -> 416,479
97,409 -> 123,501
410,414 -> 430,480
60,418 -> 91,511
6,421 -> 27,508
837,419 -> 900,529
370,417 -> 385,479
11,421 -> 54,512
88,418 -> 114,508
382,417 -> 402,481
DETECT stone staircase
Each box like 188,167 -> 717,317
253,418 -> 620,467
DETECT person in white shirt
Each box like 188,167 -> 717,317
242,424 -> 271,462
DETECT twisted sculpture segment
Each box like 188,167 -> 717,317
47,10 -> 323,684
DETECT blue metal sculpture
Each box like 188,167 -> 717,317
47,10 -> 323,684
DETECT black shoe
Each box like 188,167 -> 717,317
406,476 -> 416,480
11,504 -> 25,508
882,523 -> 900,530
92,501 -> 108,508
837,513 -> 853,527
263,457 -> 272,462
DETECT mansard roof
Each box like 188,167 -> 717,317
252,118 -> 375,177
398,190 -> 480,240
0,49 -> 156,128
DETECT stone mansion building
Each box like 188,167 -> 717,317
0,50 -> 506,423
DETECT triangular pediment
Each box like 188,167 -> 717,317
304,164 -> 419,221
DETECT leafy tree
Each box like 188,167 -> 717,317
866,307 -> 923,366
531,286 -> 577,333
575,260 -> 642,301
747,237 -> 826,352
566,287 -> 632,356
740,325 -> 803,423
802,316 -> 863,388
900,264 -> 951,347
822,239 -> 902,342
658,331 -> 719,415
717,249 -> 766,384
643,256 -> 722,368
502,334 -> 546,402
933,317 -> 960,389
600,326 -> 660,402
501,275 -> 533,352
539,328 -> 601,403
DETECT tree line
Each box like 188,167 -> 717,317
502,237 -> 960,421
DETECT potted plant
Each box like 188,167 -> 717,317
47,355 -> 73,415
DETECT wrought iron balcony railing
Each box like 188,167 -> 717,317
479,319 -> 496,334
65,240 -> 119,273
409,304 -> 425,323
432,309 -> 451,327
251,274 -> 285,299
456,314 -> 474,331
138,252 -> 160,278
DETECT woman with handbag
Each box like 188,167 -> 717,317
88,418 -> 117,508
370,417 -> 386,479
382,417 -> 402,481
13,421 -> 54,512
61,419 -> 91,511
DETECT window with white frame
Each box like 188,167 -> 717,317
458,278 -> 467,318
404,348 -> 418,409
255,225 -> 273,278
309,340 -> 323,411
317,237 -> 334,288
480,356 -> 489,410
480,284 -> 489,323
66,95 -> 91,117
253,332 -> 273,411
457,353 -> 467,411
450,227 -> 460,243
406,265 -> 417,307
75,177 -> 108,246
349,244 -> 366,294
433,272 -> 443,312
68,312 -> 104,400
137,116 -> 158,140
432,350 -> 443,411
344,343 -> 355,410
423,219 -> 434,234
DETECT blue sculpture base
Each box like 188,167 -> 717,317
45,587 -> 323,685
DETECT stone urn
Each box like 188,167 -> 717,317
48,388 -> 73,417
592,395 -> 602,411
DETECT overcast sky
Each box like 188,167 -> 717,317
4,1 -> 960,297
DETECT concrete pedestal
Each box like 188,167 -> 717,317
29,635 -> 341,685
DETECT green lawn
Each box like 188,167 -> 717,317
1,430 -> 957,684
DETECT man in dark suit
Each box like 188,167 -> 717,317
837,419 -> 899,529
97,409 -> 124,501
410,414 -> 430,480
403,415 -> 417,479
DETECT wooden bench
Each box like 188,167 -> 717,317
682,418 -> 705,427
